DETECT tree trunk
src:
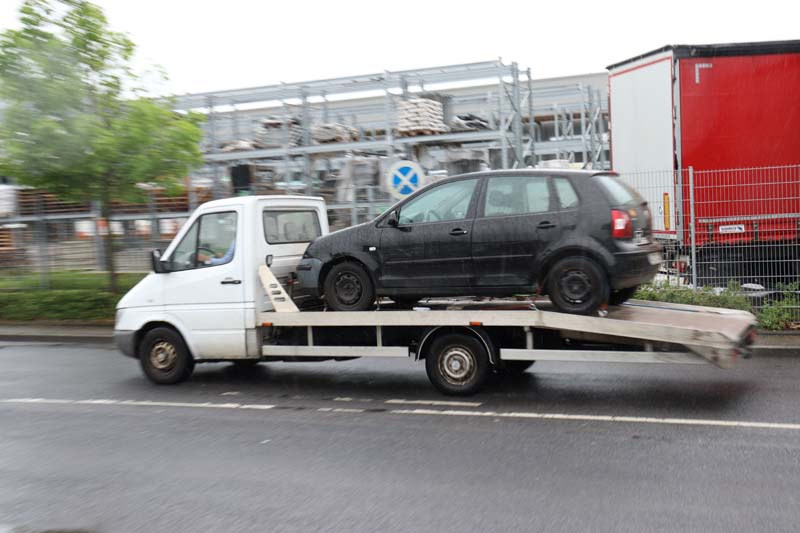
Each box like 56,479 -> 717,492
100,192 -> 118,294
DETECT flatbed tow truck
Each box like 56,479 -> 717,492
114,195 -> 757,396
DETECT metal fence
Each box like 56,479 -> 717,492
2,164 -> 799,315
624,164 -> 800,315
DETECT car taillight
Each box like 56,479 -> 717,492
611,209 -> 632,239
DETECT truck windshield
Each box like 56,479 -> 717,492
594,174 -> 645,206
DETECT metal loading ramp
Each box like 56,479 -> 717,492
257,267 -> 757,369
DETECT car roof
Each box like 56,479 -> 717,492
445,168 -> 619,181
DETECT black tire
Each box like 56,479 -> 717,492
609,286 -> 638,306
324,261 -> 375,312
546,256 -> 609,315
502,360 -> 535,374
425,333 -> 490,396
139,327 -> 194,385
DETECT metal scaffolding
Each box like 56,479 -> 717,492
171,60 -> 610,200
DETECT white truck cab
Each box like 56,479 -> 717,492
115,195 -> 328,361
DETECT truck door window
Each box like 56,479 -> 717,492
263,210 -> 321,244
168,211 -> 237,271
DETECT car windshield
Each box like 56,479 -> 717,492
594,174 -> 645,206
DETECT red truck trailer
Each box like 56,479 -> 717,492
607,40 -> 800,286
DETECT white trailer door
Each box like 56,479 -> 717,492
162,207 -> 246,358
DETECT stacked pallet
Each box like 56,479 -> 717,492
397,98 -> 448,136
311,123 -> 360,144
255,117 -> 303,148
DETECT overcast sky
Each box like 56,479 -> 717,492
1,0 -> 797,96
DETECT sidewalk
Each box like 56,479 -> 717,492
0,324 -> 113,343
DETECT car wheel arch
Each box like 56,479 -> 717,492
538,246 -> 613,289
319,255 -> 378,295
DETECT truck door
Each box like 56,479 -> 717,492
162,208 -> 246,357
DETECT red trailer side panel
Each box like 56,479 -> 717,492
679,53 -> 800,245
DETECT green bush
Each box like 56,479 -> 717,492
635,281 -> 800,331
0,290 -> 121,322
633,281 -> 753,313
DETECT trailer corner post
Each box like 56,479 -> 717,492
689,166 -> 698,291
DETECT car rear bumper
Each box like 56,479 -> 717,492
296,257 -> 324,300
611,244 -> 662,289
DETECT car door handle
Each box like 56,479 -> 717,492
449,228 -> 469,236
220,279 -> 242,285
537,221 -> 557,229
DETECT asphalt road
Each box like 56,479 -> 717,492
1,341 -> 800,532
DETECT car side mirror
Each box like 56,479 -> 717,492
151,249 -> 167,273
387,210 -> 399,227
265,254 -> 274,267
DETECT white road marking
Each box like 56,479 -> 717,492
1,398 -> 273,411
389,408 -> 800,431
4,397 -> 800,431
386,399 -> 483,407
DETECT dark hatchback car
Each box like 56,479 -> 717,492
297,169 -> 662,314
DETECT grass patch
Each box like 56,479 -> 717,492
0,289 -> 121,322
0,271 -> 146,323
0,271 -> 145,292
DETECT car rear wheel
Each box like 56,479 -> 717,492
546,256 -> 609,315
609,286 -> 638,306
425,333 -> 490,396
324,261 -> 375,311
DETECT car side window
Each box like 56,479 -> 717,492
554,177 -> 580,209
484,176 -> 551,217
168,211 -> 237,271
398,179 -> 478,225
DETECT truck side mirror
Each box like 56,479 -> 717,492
265,254 -> 274,267
151,249 -> 167,273
387,210 -> 399,227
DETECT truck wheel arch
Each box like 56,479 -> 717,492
135,321 -> 195,361
416,326 -> 497,366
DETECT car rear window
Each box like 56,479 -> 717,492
594,174 -> 645,206
263,210 -> 321,244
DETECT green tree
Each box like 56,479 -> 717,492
0,0 -> 204,292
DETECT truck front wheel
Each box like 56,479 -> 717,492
139,327 -> 195,385
425,333 -> 490,396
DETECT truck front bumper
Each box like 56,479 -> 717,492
114,330 -> 137,358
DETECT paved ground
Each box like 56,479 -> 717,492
1,341 -> 800,532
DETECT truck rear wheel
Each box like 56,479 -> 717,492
425,333 -> 490,396
139,327 -> 194,385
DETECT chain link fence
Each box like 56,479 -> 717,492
2,165 -> 798,318
623,164 -> 800,317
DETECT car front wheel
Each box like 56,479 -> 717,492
323,261 -> 376,311
546,256 -> 609,315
